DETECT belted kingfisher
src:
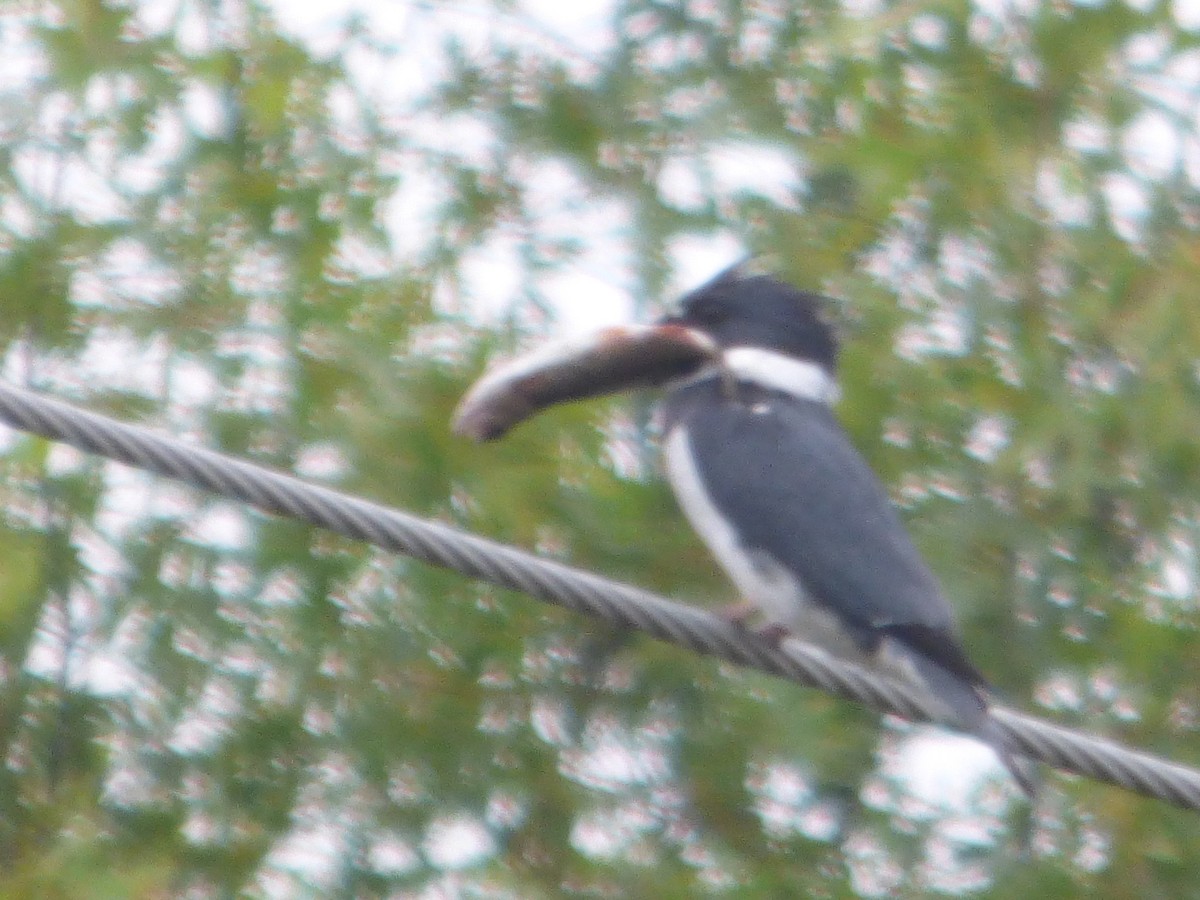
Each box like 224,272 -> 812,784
454,265 -> 1034,795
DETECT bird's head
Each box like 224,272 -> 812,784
453,265 -> 840,440
659,266 -> 840,402
661,266 -> 839,375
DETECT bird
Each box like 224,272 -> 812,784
654,267 -> 1033,795
453,264 -> 1034,795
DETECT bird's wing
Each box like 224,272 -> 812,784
678,390 -> 987,688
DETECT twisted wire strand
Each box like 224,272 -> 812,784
0,380 -> 1197,809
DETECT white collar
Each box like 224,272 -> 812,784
721,346 -> 839,404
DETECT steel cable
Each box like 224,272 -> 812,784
0,380 -> 1197,808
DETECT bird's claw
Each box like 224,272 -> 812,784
754,622 -> 791,649
715,601 -> 789,648
716,600 -> 759,625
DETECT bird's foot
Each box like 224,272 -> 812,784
716,600 -> 759,625
715,602 -> 790,649
754,622 -> 791,649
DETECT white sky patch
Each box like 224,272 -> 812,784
74,521 -> 132,584
658,156 -> 708,211
969,0 -> 1042,37
938,233 -> 995,287
230,244 -> 290,298
1183,134 -> 1200,186
181,81 -> 230,139
1133,48 -> 1200,113
845,829 -> 904,897
522,158 -> 610,227
964,414 -> 1011,463
341,29 -> 449,112
537,267 -> 635,336
918,825 -> 998,893
517,0 -> 618,63
530,695 -> 573,746
910,14 -> 950,49
1122,110 -> 1180,181
172,2 -> 220,57
423,814 -> 497,870
1102,172 -> 1150,242
43,442 -> 86,478
262,0 -> 389,54
571,802 -> 657,859
117,106 -> 187,195
128,0 -> 183,37
0,193 -> 37,239
845,0 -> 886,19
326,81 -> 369,151
425,157 -> 638,333
485,791 -> 528,830
523,159 -> 638,328
1064,114 -> 1110,154
261,823 -> 350,897
664,232 -> 747,300
1150,530 -> 1197,600
95,467 -> 198,541
382,156 -> 447,261
23,603 -> 73,683
1167,48 -> 1200,94
407,111 -> 499,169
887,727 -> 1010,810
12,146 -> 126,223
1176,0 -> 1200,29
264,1 -> 469,116
102,751 -> 161,811
164,356 -> 220,418
1034,671 -> 1084,712
895,303 -> 970,359
167,676 -> 241,754
75,328 -> 169,393
267,0 -> 614,105
1124,30 -> 1171,69
294,442 -> 351,481
78,245 -> 157,302
748,760 -> 820,839
328,231 -> 394,281
708,141 -> 803,208
368,832 -> 421,876
1035,163 -> 1092,227
560,733 -> 672,791
182,502 -> 254,551
0,15 -> 46,93
439,233 -> 525,322
635,28 -> 710,72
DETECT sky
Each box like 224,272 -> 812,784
254,0 -> 804,335
246,0 -> 1200,355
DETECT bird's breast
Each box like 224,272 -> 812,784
664,423 -> 809,627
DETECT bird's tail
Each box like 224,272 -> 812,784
902,651 -> 1038,798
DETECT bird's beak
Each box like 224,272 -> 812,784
453,320 -> 716,442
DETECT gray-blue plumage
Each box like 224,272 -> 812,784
657,269 -> 1034,794
664,379 -> 975,675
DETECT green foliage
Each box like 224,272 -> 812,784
1,0 -> 1199,895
